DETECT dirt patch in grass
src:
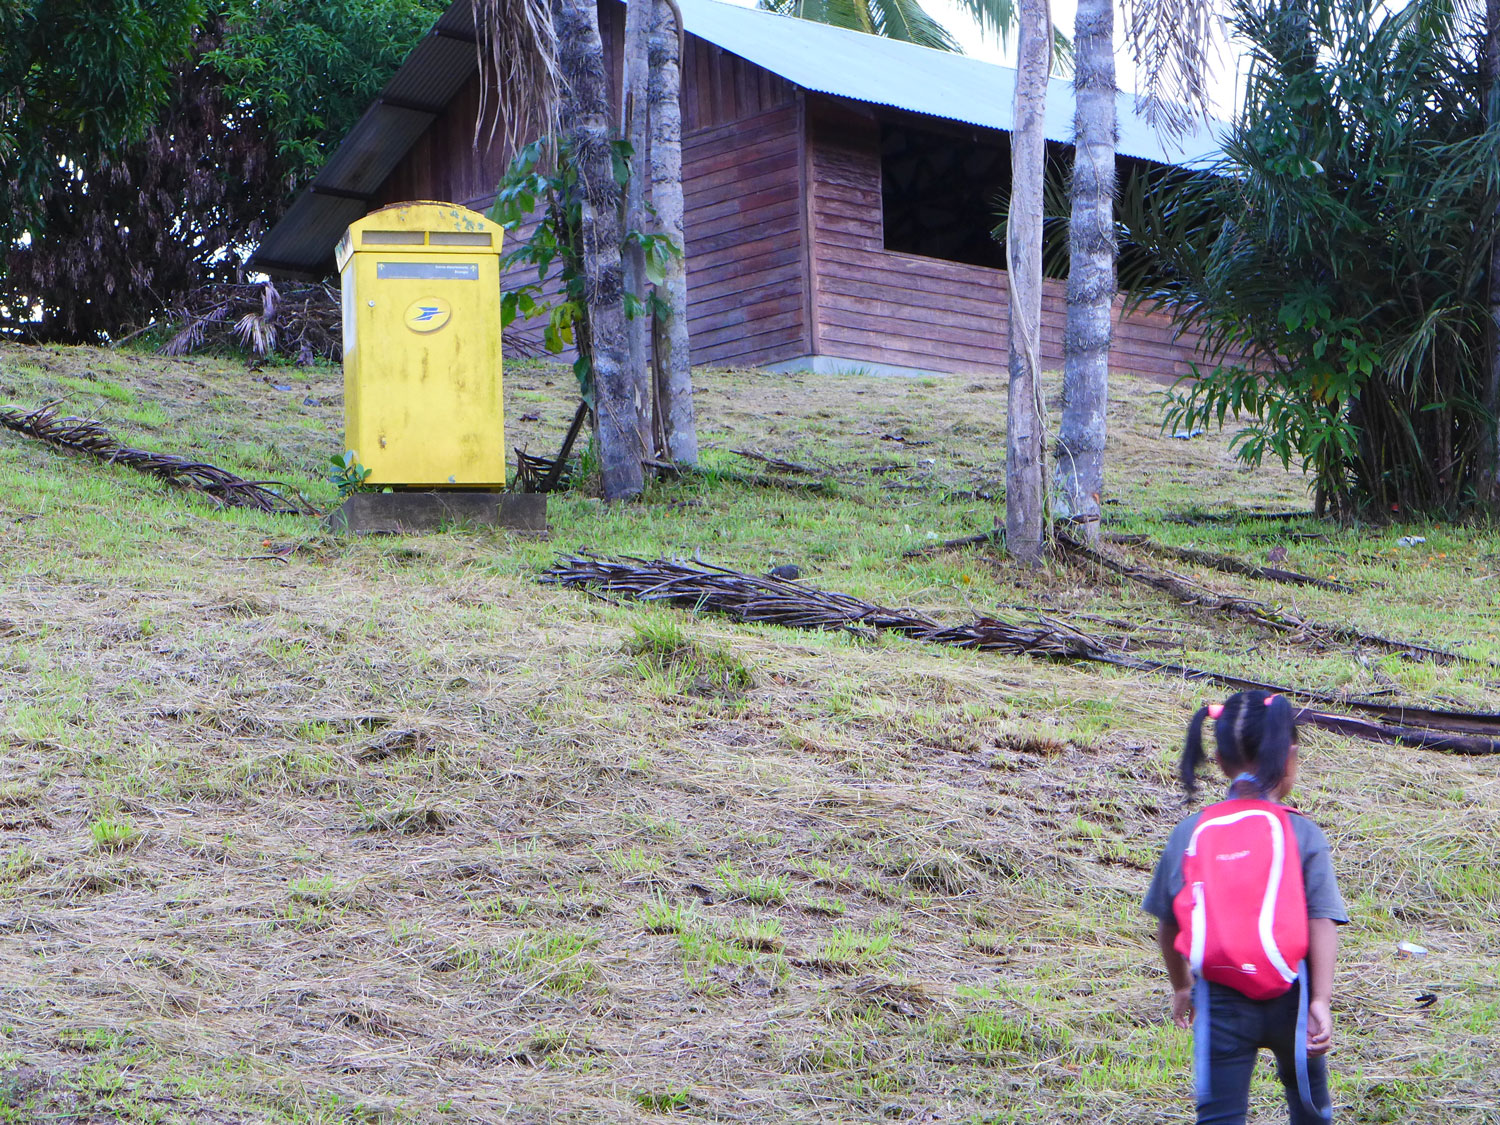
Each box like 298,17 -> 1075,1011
0,342 -> 1496,1122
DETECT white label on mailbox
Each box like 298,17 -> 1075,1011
376,262 -> 479,281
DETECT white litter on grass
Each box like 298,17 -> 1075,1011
1397,941 -> 1429,958
1172,428 -> 1206,440
1396,536 -> 1427,547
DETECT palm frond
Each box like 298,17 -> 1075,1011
761,0 -> 958,50
471,0 -> 560,150
1120,0 -> 1219,139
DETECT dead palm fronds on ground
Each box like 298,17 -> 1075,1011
161,281 -> 343,363
0,402 -> 310,514
1054,528 -> 1472,665
543,554 -> 1500,753
1102,531 -> 1354,591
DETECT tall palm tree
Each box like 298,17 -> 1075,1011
1054,0 -> 1115,542
649,0 -> 699,464
474,0 -> 661,499
622,0 -> 655,455
1006,0 -> 1051,566
552,0 -> 646,499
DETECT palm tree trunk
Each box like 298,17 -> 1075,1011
622,0 -> 655,456
554,0 -> 644,499
649,0 -> 699,464
1482,0 -> 1500,508
1054,0 -> 1115,543
1006,0 -> 1051,566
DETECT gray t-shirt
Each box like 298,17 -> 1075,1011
1143,807 -> 1348,924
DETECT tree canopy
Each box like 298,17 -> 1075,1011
0,0 -> 444,342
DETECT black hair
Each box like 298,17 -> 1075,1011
1180,690 -> 1300,799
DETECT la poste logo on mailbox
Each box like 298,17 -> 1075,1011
405,296 -> 452,333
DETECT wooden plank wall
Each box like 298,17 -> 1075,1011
377,75 -> 508,212
371,15 -> 808,366
678,38 -> 805,366
682,105 -> 805,365
806,98 -> 1214,379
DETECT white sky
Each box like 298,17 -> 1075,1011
719,0 -> 1246,119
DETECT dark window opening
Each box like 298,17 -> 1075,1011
881,123 -> 1175,284
880,123 -> 1009,269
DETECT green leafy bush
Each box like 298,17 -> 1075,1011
1120,0 -> 1500,516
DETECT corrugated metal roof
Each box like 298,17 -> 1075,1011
680,0 -> 1224,167
252,0 -> 1223,277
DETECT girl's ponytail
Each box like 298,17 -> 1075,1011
1180,704 -> 1213,797
1252,693 -> 1298,795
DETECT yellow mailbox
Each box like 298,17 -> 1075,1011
336,202 -> 506,487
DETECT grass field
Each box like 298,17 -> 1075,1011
0,341 -> 1497,1123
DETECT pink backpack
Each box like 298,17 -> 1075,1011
1172,797 -> 1309,1001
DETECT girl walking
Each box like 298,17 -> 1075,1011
1143,691 -> 1347,1124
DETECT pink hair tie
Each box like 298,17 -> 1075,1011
1265,694 -> 1278,706
1207,703 -> 1225,720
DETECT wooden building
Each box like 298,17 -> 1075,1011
251,0 -> 1225,379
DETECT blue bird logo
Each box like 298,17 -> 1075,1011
404,296 -> 451,332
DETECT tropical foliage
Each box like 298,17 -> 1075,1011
1121,0 -> 1500,517
759,0 -> 960,50
0,0 -> 202,231
491,138 -> 681,408
0,0 -> 442,343
760,0 -> 1071,66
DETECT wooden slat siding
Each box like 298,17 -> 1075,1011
797,96 -> 818,356
678,34 -> 794,133
682,100 -> 807,366
377,73 -> 514,209
804,97 -> 1233,379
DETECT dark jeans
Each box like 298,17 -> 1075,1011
1197,981 -> 1332,1125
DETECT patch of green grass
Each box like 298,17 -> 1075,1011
602,845 -> 661,877
715,862 -> 788,905
812,925 -> 894,972
626,617 -> 755,696
88,815 -> 139,851
499,930 -> 602,995
57,374 -> 135,404
633,1087 -> 692,1113
638,896 -> 695,935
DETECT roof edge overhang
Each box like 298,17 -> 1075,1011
250,0 -> 1225,279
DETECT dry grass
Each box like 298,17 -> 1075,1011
0,342 -> 1496,1123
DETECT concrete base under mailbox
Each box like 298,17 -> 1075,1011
328,491 -> 547,535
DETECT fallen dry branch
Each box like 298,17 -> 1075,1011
541,554 -> 1500,754
0,403 -> 311,515
1164,508 -> 1318,525
902,529 -> 1002,559
1104,532 -> 1354,592
515,402 -> 590,494
730,449 -> 828,477
1056,528 -> 1467,666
